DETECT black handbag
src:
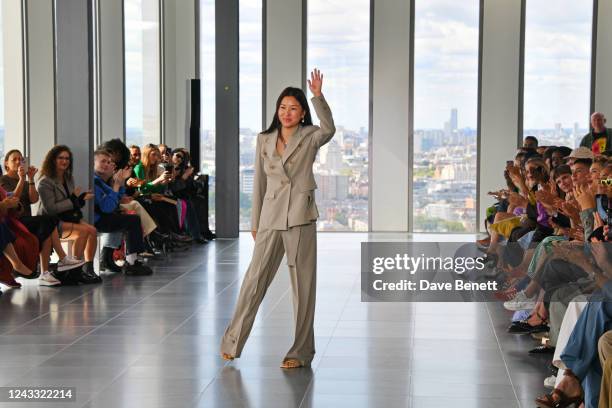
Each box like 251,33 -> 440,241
57,208 -> 83,223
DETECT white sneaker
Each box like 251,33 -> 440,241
503,290 -> 537,311
57,255 -> 85,272
39,271 -> 61,286
544,375 -> 556,388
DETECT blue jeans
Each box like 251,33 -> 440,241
561,283 -> 612,408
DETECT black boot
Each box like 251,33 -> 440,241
100,247 -> 121,273
78,262 -> 102,284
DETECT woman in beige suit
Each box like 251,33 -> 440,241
220,69 -> 335,368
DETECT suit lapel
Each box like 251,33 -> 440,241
281,126 -> 302,165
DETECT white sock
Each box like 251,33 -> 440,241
126,253 -> 137,265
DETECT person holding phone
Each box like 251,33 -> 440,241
37,145 -> 100,284
132,144 -> 189,243
0,149 -> 84,286
220,69 -> 335,369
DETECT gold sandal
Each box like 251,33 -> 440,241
280,358 -> 308,369
221,353 -> 235,361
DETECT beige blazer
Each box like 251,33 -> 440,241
252,95 -> 335,231
37,175 -> 76,216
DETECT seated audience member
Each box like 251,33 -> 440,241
590,156 -> 608,190
169,148 -> 206,243
0,193 -> 38,288
97,139 -> 159,269
128,145 -> 141,168
581,112 -> 612,155
599,331 -> 612,407
37,145 -> 100,284
537,233 -> 612,407
93,149 -> 152,276
159,144 -> 171,164
131,144 -> 189,242
551,146 -> 572,170
524,136 -> 539,150
0,149 -> 83,286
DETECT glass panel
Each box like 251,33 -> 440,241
199,0 -> 216,229
523,0 -> 592,147
124,0 -> 160,147
307,0 -> 370,231
413,0 -> 479,233
239,0 -> 262,231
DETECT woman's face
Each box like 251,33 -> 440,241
555,173 -> 573,194
6,152 -> 23,173
55,150 -> 71,172
277,96 -> 304,129
590,163 -> 603,184
172,153 -> 184,166
525,163 -> 544,186
148,150 -> 160,166
551,152 -> 565,168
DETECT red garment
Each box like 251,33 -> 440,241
0,187 -> 39,281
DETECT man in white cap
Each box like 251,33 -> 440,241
580,112 -> 612,154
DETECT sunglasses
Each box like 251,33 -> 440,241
599,179 -> 612,186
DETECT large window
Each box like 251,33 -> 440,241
124,0 -> 160,147
307,0 -> 370,232
413,0 -> 479,233
238,0 -> 263,230
523,0 -> 593,147
199,0 -> 215,229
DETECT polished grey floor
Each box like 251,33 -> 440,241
0,233 -> 549,408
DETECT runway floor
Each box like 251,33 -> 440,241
0,233 -> 549,407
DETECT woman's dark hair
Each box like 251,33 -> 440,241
263,87 -> 313,134
553,146 -> 573,159
40,145 -> 73,181
100,138 -> 130,169
3,149 -> 23,172
551,164 -> 572,180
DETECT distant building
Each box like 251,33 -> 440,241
315,172 -> 349,201
241,168 -> 254,194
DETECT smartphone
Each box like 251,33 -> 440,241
23,156 -> 29,169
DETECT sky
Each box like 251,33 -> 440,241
116,0 -> 593,134
523,0 -> 592,130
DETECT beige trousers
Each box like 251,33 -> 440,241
120,201 -> 157,237
220,223 -> 317,364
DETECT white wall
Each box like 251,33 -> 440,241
594,0 -> 612,117
265,0 -> 303,125
2,0 -> 25,152
163,0 -> 197,150
26,0 -> 55,167
99,0 -> 125,142
478,0 -> 522,231
370,0 -> 411,231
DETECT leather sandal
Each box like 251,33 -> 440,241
221,353 -> 234,361
280,358 -> 308,369
535,369 -> 584,407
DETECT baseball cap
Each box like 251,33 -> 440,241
566,147 -> 594,160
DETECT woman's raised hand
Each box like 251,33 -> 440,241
308,69 -> 323,97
